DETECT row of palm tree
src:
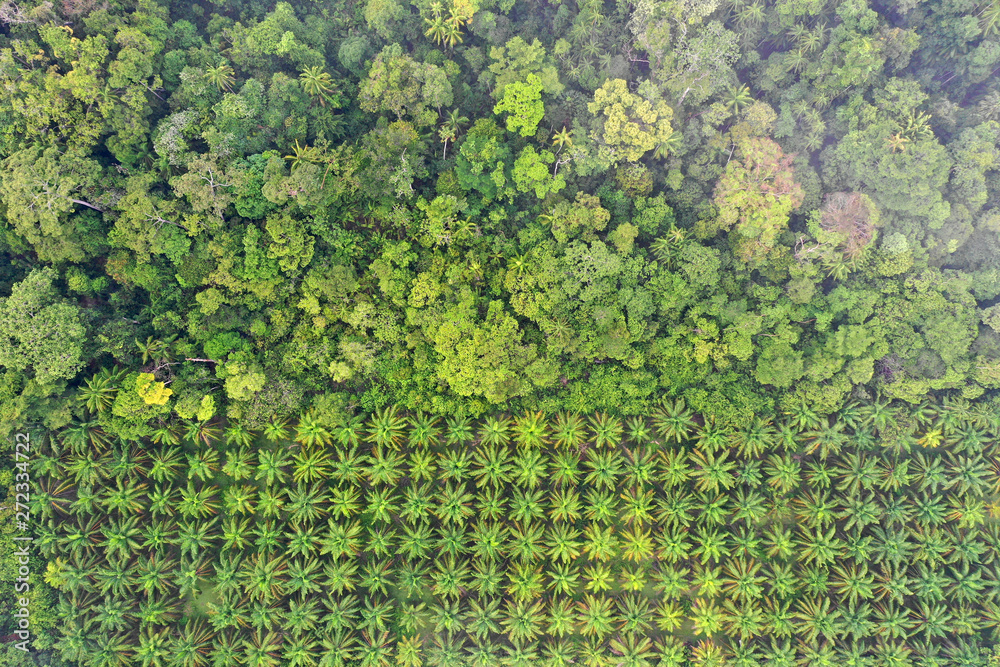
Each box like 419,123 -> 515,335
43,423 -> 998,497
53,603 -> 1000,667
75,366 -> 1000,449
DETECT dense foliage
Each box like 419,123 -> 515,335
0,0 -> 999,432
3,0 -> 1000,663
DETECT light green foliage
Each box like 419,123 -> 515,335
658,21 -> 739,105
364,0 -> 405,40
487,37 -> 563,98
948,121 -> 1000,217
416,194 -> 470,247
455,119 -> 512,201
0,147 -> 104,262
513,145 -> 566,198
493,74 -> 545,137
359,44 -> 453,126
824,103 -> 952,232
587,79 -> 674,163
135,372 -> 173,405
219,356 -> 267,402
431,300 -> 554,403
264,212 -> 315,273
0,269 -> 86,386
229,2 -> 325,70
356,119 -> 427,199
542,192 -> 611,243
112,372 -> 171,426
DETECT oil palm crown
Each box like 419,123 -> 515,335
623,446 -> 657,487
690,448 -> 736,493
221,446 -> 255,481
184,419 -> 220,446
589,412 -> 623,448
584,448 -> 622,491
78,367 -> 124,414
444,414 -> 474,445
513,411 -> 549,448
625,415 -> 653,446
652,397 -> 698,444
367,405 -> 407,449
473,444 -> 512,489
552,412 -> 588,449
408,411 -> 440,447
477,414 -> 512,446
262,417 -> 290,443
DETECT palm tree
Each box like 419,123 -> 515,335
408,411 -> 441,447
584,449 -> 622,491
292,448 -> 330,484
576,595 -> 615,640
284,139 -> 321,169
548,486 -> 581,523
547,126 -> 574,156
255,418 -> 288,445
549,451 -> 581,487
435,482 -> 475,526
439,109 -> 468,159
513,411 -> 549,448
299,65 -> 339,106
295,409 -> 332,448
725,83 -> 753,114
255,450 -> 291,486
802,420 -> 846,460
186,449 -> 219,483
509,487 -> 545,525
478,414 -> 512,446
652,398 -> 698,444
184,420 -> 221,446
78,367 -> 124,414
588,413 -> 623,448
367,446 -> 405,486
358,630 -> 393,667
222,447 -> 256,481
177,482 -> 220,519
424,4 -> 448,45
512,448 -> 547,489
552,412 -> 588,449
473,444 -> 512,489
224,421 -> 255,448
764,453 -> 801,494
204,63 -> 235,92
367,405 -> 407,449
690,449 -> 736,493
242,630 -> 282,667
445,414 -> 474,445
178,517 -> 218,559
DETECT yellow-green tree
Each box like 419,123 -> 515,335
587,79 -> 674,163
136,373 -> 173,405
